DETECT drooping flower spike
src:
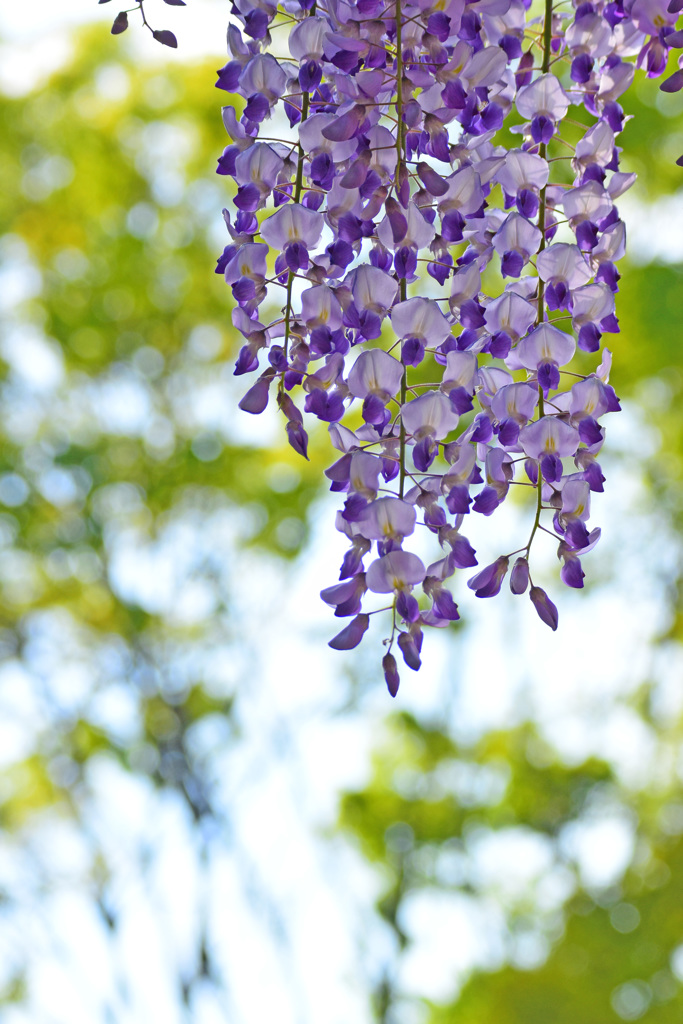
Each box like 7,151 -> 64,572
212,0 -> 683,695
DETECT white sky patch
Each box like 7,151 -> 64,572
621,189 -> 683,265
561,813 -> 636,890
1,326 -> 65,391
0,0 -> 230,95
0,236 -> 43,310
400,889 -> 506,1001
467,826 -> 556,903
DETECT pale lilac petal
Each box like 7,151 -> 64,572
440,165 -> 485,216
536,243 -> 593,288
560,478 -> 591,519
597,61 -> 634,103
485,446 -> 512,484
425,555 -> 455,582
516,73 -> 570,120
450,262 -> 481,307
484,291 -> 537,342
391,297 -> 452,345
366,125 -> 398,177
260,204 -> 324,249
495,149 -> 549,195
298,113 -> 358,159
239,54 -> 287,101
574,120 -> 614,167
607,172 -> 637,200
592,221 -> 626,265
348,350 -> 404,399
325,179 -> 363,224
227,23 -> 250,57
565,12 -> 612,55
349,451 -> 382,496
224,242 -> 269,284
221,106 -> 248,142
442,351 -> 478,391
462,45 -> 508,88
288,17 -> 328,60
401,392 -> 460,440
377,201 -> 435,251
349,265 -> 399,315
491,382 -> 539,423
301,285 -> 343,330
443,442 -> 477,485
596,349 -> 613,382
519,416 -> 581,459
477,366 -> 514,398
366,551 -> 426,593
234,143 -> 285,193
562,182 -> 612,224
492,212 -> 542,258
404,202 -> 437,249
232,306 -> 268,342
358,498 -> 417,540
517,323 -> 576,370
304,353 -> 345,392
321,104 -> 366,142
329,422 -> 361,453
570,283 -> 614,328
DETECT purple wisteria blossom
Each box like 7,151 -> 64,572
214,0 -> 677,689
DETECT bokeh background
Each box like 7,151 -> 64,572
2,2 -> 683,1022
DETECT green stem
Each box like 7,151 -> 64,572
396,0 -> 410,500
398,279 -> 408,499
395,0 -> 404,173
525,463 -> 544,555
526,0 -> 554,554
536,0 -> 554,322
542,0 -> 553,74
294,91 -> 309,202
283,5 -> 315,367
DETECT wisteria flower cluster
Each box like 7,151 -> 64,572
213,0 -> 682,694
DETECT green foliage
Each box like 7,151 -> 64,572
0,28 -> 324,576
339,712 -> 683,1022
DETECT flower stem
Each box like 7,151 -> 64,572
526,0 -> 554,552
398,278 -> 408,499
283,5 -> 315,367
396,0 -> 410,500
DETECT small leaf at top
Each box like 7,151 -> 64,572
162,0 -> 187,6
111,11 -> 128,33
153,28 -> 178,47
99,0 -> 114,4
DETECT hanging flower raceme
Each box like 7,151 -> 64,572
211,0 -> 683,695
